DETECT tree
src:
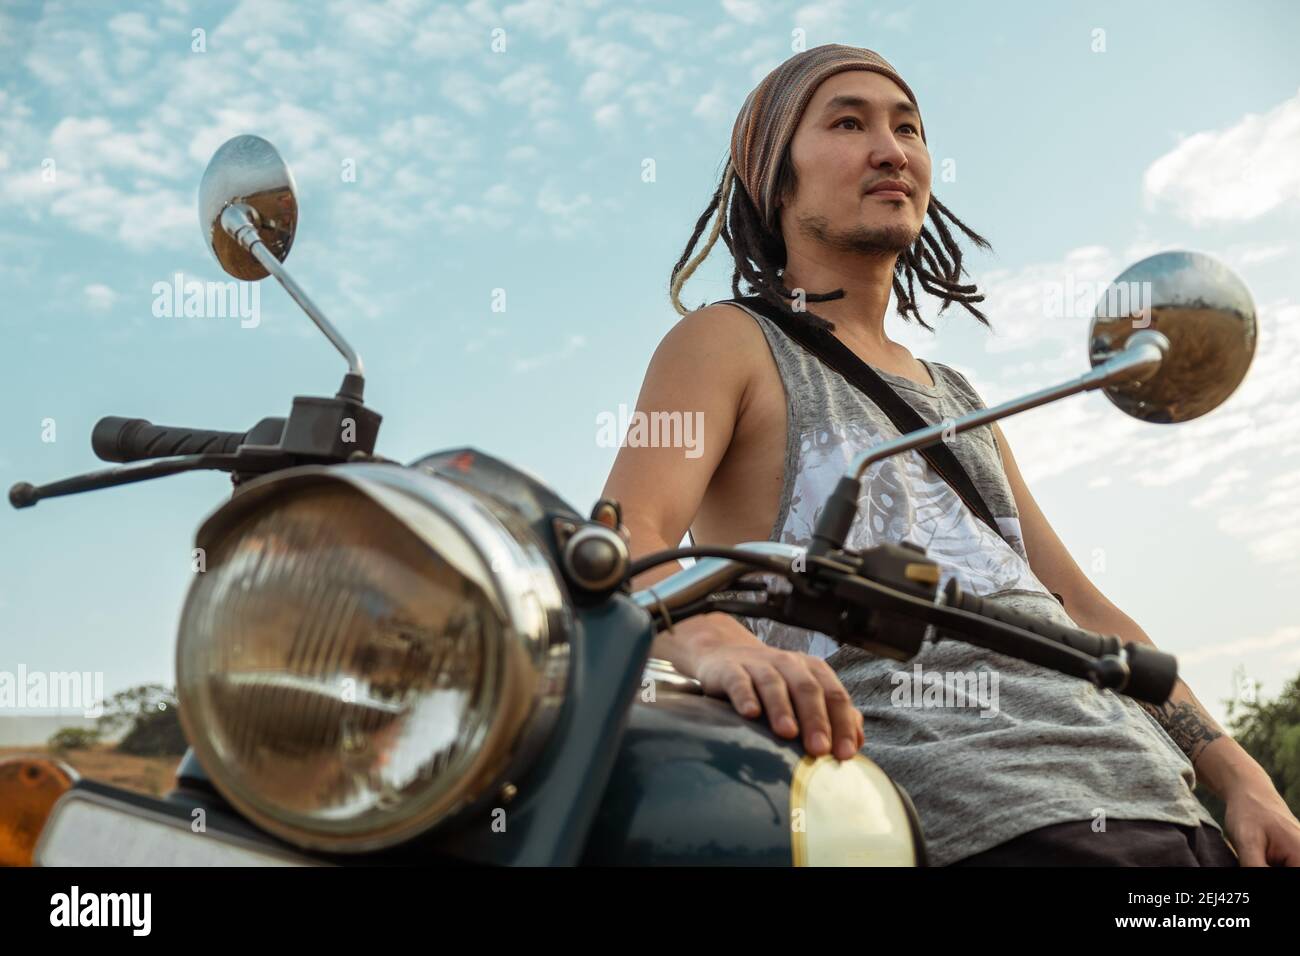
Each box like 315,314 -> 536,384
96,683 -> 176,737
1195,672 -> 1300,825
98,684 -> 188,757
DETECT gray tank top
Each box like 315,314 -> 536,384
720,301 -> 1220,866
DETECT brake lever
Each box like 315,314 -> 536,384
9,453 -> 251,509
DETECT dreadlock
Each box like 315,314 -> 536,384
669,149 -> 993,334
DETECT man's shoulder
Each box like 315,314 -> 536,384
927,360 -> 986,409
675,298 -> 763,328
659,299 -> 771,359
648,301 -> 783,420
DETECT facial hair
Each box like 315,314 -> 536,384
797,211 -> 919,256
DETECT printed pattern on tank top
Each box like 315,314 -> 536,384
723,301 -> 1057,659
787,420 -> 1043,598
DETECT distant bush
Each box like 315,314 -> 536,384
95,683 -> 187,757
48,726 -> 101,752
115,703 -> 186,757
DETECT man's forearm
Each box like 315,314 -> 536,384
1138,683 -> 1224,765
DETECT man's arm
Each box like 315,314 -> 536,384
601,306 -> 863,760
990,421 -> 1300,865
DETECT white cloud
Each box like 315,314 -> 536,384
107,12 -> 154,43
868,8 -> 914,31
465,325 -> 506,353
326,0 -> 417,48
512,333 -> 586,372
0,158 -> 192,250
593,103 -> 621,127
1223,240 -> 1296,270
216,0 -> 312,43
441,72 -> 493,114
1124,299 -> 1300,487
50,117 -> 180,178
504,0 -> 588,40
792,0 -> 852,42
1144,87 -> 1300,225
580,70 -> 621,104
334,269 -> 382,321
1189,465 -> 1251,509
692,83 -> 731,123
565,36 -> 648,75
596,9 -> 692,50
410,4 -> 485,60
721,0 -> 766,26
83,283 -> 118,310
24,7 -> 163,108
1181,624 -> 1300,665
484,181 -> 522,205
976,244 -> 1122,355
497,63 -> 563,117
1204,466 -> 1300,571
536,181 -> 593,237
0,10 -> 19,50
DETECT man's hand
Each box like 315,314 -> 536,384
1223,777 -> 1300,866
668,613 -> 865,760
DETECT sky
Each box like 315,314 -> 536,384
1,0 -> 1298,730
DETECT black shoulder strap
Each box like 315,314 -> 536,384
726,295 -> 1011,547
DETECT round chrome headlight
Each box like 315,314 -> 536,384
176,464 -> 571,852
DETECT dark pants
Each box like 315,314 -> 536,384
948,819 -> 1239,866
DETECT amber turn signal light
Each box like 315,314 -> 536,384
0,756 -> 77,867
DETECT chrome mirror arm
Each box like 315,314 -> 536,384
846,329 -> 1168,482
807,330 -> 1170,557
220,203 -> 365,383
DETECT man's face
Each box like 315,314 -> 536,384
778,70 -> 932,255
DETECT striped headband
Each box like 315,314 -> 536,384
669,44 -> 926,315
730,44 -> 926,233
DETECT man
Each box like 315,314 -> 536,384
601,44 -> 1300,866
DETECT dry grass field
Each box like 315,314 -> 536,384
0,745 -> 181,796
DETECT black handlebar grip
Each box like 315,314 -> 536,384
1122,642 -> 1179,705
950,585 -> 1179,703
91,416 -> 249,463
951,587 -> 1114,659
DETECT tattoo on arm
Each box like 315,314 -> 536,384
1139,699 -> 1224,763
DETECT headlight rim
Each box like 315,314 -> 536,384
176,462 -> 572,853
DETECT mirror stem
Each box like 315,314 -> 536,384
220,204 -> 366,387
806,330 -> 1170,556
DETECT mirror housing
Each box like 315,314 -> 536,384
198,134 -> 298,281
1089,250 -> 1257,423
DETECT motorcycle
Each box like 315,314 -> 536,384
1,135 -> 1258,867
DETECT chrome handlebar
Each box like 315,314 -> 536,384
629,541 -> 805,614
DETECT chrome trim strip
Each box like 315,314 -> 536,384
35,789 -> 324,867
641,658 -> 703,695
